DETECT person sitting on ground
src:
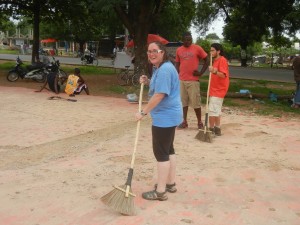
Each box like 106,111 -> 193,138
35,72 -> 60,94
65,68 -> 90,97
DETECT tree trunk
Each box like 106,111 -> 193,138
79,41 -> 85,54
114,1 -> 160,77
240,48 -> 248,67
132,1 -> 157,77
133,30 -> 149,76
31,0 -> 40,63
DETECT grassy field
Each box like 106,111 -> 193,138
0,48 -> 20,54
0,59 -> 299,118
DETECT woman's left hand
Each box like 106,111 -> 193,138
135,112 -> 143,121
139,75 -> 149,85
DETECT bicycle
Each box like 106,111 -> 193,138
117,66 -> 140,86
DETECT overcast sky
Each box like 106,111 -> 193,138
192,18 -> 300,41
191,19 -> 225,39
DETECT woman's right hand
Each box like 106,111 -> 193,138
139,75 -> 149,85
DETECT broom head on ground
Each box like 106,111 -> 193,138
195,126 -> 213,143
101,83 -> 144,216
101,165 -> 137,216
100,182 -> 136,215
195,113 -> 213,143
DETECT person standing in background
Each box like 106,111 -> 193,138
175,31 -> 209,129
291,55 -> 300,108
208,43 -> 230,136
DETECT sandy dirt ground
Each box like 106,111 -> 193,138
0,86 -> 300,225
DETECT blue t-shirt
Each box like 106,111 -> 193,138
149,61 -> 183,127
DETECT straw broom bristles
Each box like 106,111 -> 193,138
195,111 -> 213,143
101,184 -> 136,216
195,126 -> 213,143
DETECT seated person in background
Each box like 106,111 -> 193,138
65,68 -> 90,96
35,72 -> 60,94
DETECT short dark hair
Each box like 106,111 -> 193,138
183,31 -> 192,38
74,68 -> 80,74
211,43 -> 224,56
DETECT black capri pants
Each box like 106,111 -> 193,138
152,125 -> 176,162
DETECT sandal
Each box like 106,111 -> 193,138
154,183 -> 177,193
177,121 -> 188,129
198,122 -> 204,129
142,190 -> 168,201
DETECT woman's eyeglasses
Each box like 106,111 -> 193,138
147,49 -> 163,55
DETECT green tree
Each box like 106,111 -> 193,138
205,33 -> 220,40
0,13 -> 15,37
195,38 -> 211,54
88,0 -> 159,73
152,0 -> 196,41
0,0 -> 85,62
90,0 -> 195,74
193,0 -> 299,67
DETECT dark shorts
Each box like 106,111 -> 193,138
152,125 -> 176,162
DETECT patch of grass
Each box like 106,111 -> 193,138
0,60 -> 116,76
70,66 -> 116,75
49,63 -> 116,75
223,98 -> 246,107
199,76 -> 298,117
0,61 -> 15,70
231,79 -> 294,95
200,77 -> 294,96
0,49 -> 19,54
109,85 -> 128,94
108,84 -> 149,98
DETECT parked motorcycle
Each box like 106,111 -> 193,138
81,51 -> 99,66
47,56 -> 68,84
7,56 -> 48,83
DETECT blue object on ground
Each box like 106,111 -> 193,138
269,92 -> 278,102
239,89 -> 250,94
127,93 -> 138,102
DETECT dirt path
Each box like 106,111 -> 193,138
0,86 -> 299,225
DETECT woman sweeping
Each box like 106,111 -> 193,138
136,41 -> 182,201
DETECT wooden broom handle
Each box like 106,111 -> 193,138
206,53 -> 213,110
125,83 -> 144,197
129,83 -> 144,169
